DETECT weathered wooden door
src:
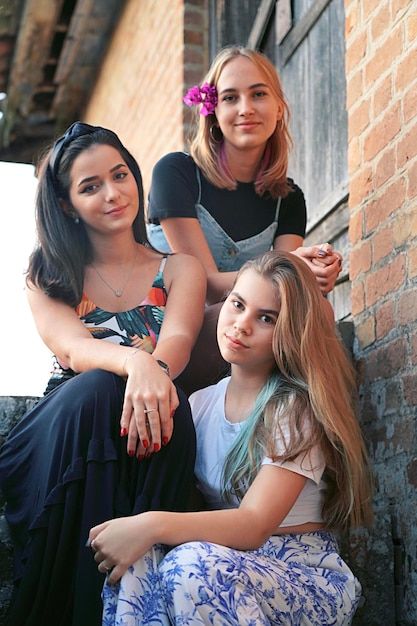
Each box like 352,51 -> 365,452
211,0 -> 350,321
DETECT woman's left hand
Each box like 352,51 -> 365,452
292,244 -> 343,294
88,514 -> 154,585
120,352 -> 178,459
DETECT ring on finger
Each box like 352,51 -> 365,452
144,408 -> 157,414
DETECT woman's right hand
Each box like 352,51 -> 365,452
292,244 -> 342,294
120,351 -> 178,459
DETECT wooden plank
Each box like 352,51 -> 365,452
247,0 -> 276,49
305,195 -> 349,242
305,178 -> 349,233
276,0 -> 292,45
279,0 -> 332,63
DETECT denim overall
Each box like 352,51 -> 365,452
147,168 -> 281,272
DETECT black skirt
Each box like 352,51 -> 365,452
0,369 -> 196,626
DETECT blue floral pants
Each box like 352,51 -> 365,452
102,531 -> 361,625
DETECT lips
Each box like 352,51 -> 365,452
236,122 -> 260,130
224,334 -> 247,349
106,205 -> 127,216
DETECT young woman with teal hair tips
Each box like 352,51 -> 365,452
90,250 -> 373,626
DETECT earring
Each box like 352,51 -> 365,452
210,125 -> 223,144
74,216 -> 80,224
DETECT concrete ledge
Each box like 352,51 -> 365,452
0,396 -> 39,621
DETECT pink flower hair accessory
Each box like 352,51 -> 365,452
183,82 -> 218,116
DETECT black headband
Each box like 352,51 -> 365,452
49,121 -> 117,177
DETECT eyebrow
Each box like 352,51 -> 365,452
219,82 -> 269,96
231,290 -> 279,317
77,163 -> 127,187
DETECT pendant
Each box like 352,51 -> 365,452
115,290 -> 122,297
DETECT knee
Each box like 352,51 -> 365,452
159,542 -> 202,590
62,369 -> 124,400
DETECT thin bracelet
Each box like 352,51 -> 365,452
123,349 -> 138,375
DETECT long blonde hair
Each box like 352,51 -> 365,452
188,46 -> 292,198
222,251 -> 374,530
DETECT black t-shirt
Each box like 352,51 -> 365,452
147,152 -> 307,243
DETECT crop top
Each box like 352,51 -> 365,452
190,377 -> 326,528
147,152 -> 307,242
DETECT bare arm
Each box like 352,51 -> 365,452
89,464 -> 308,583
161,216 -> 236,304
26,253 -> 206,454
120,253 -> 206,453
162,215 -> 341,304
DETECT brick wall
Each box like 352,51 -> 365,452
345,0 -> 417,622
84,0 -> 209,200
2,1 -> 415,622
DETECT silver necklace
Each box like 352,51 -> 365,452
91,249 -> 137,297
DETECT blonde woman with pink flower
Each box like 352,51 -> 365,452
147,45 -> 342,394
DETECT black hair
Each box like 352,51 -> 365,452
27,123 -> 149,307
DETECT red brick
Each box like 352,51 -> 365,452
398,290 -> 417,326
351,281 -> 365,315
407,7 -> 417,43
375,145 -> 397,188
409,160 -> 417,200
365,254 -> 406,306
370,3 -> 391,44
397,121 -> 417,170
363,102 -> 401,162
362,0 -> 381,21
346,69 -> 364,109
376,299 -> 395,340
349,165 -> 374,208
367,336 -> 407,379
345,3 -> 359,38
348,136 -> 361,173
364,27 -> 403,88
393,206 -> 417,247
403,83 -> 417,125
373,226 -> 394,264
372,74 -> 394,119
395,46 -> 417,94
349,98 -> 371,137
350,240 -> 372,280
365,178 -> 406,232
356,315 -> 376,349
345,31 -> 367,74
349,209 -> 364,244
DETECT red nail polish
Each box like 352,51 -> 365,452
145,452 -> 152,459
120,427 -> 127,437
154,443 -> 160,452
162,437 -> 169,446
137,454 -> 144,461
128,449 -> 135,457
142,439 -> 149,449
170,410 -> 175,418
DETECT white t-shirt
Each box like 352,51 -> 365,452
189,377 -> 326,527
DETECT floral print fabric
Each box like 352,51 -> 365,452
45,259 -> 168,393
102,531 -> 361,625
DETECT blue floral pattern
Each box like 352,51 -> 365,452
102,532 -> 361,625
